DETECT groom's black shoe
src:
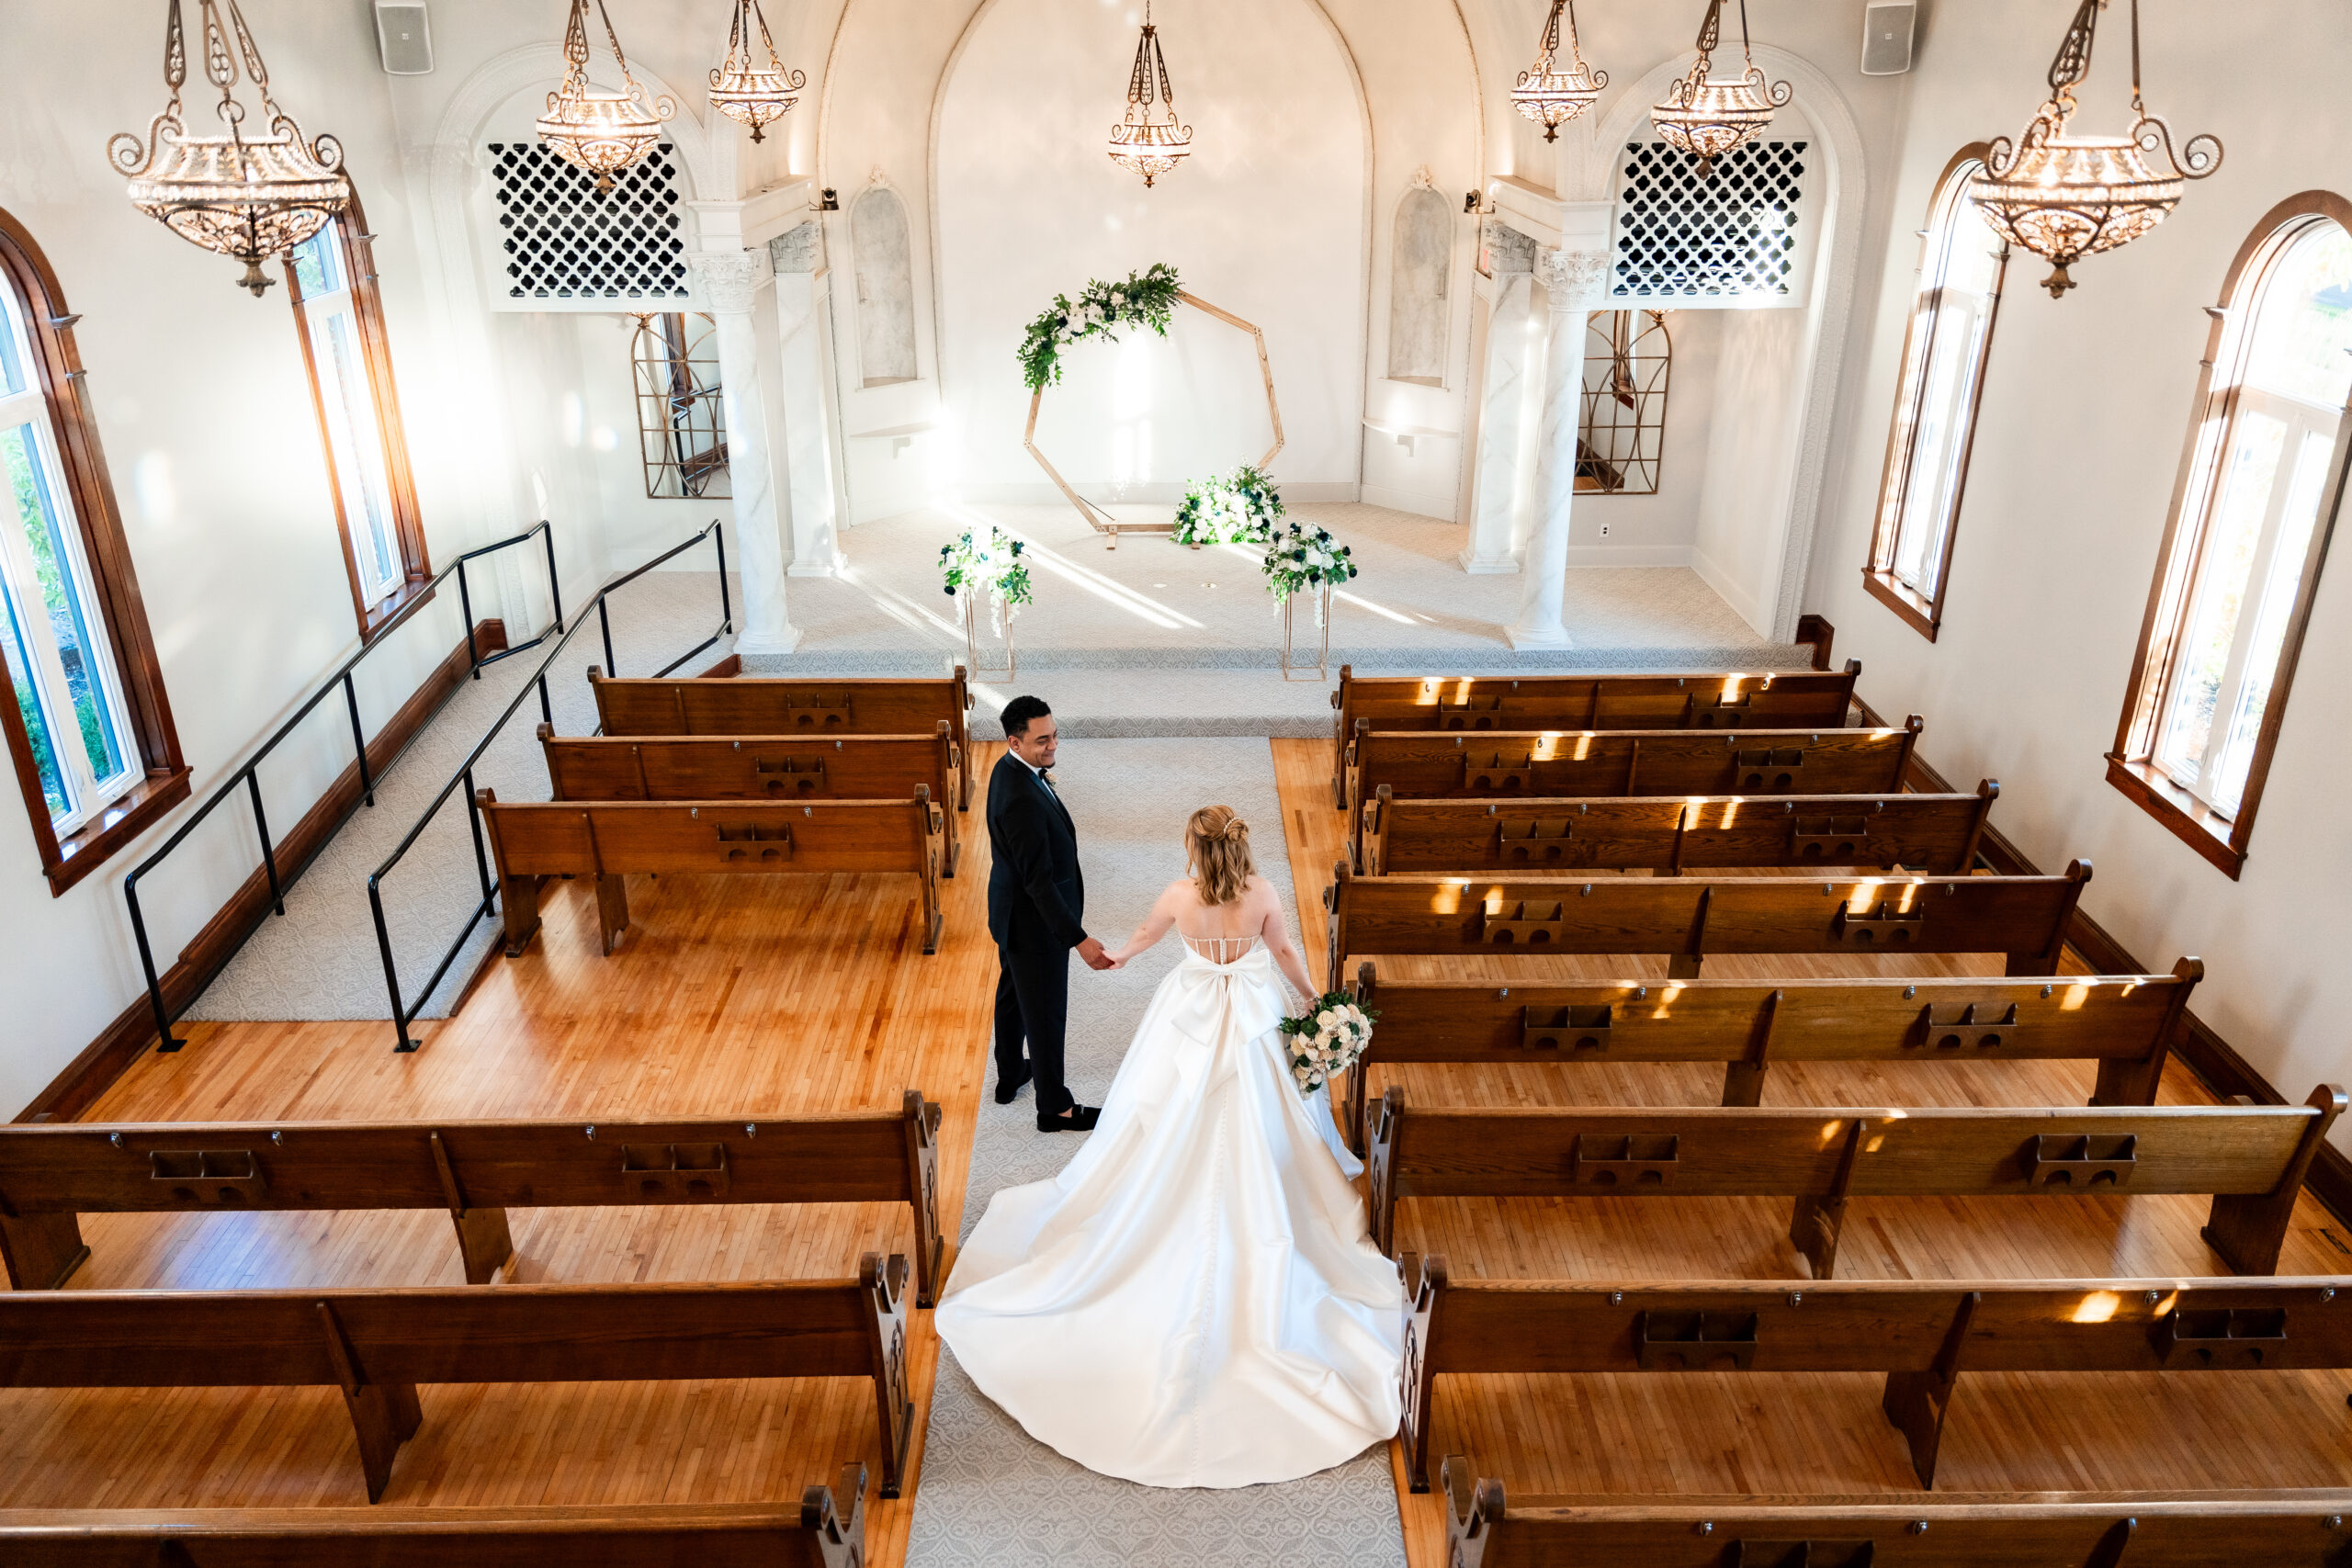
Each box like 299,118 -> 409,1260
993,1061 -> 1033,1105
1037,1101 -> 1102,1133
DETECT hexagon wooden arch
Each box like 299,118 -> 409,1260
1023,290 -> 1284,548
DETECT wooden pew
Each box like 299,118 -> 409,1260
1330,662 -> 1864,805
478,790 -> 944,956
538,721 -> 966,876
1365,1084 -> 2346,1276
0,1468 -> 867,1566
1357,781 -> 1997,877
588,662 -> 973,809
1336,958 -> 2205,1150
1344,717 -> 1924,858
0,1260 -> 914,1503
0,1092 -> 948,1307
1400,1259 -> 2352,1493
1323,863 -> 2092,991
1439,1461 -> 2352,1566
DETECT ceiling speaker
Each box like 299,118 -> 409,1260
1860,0 -> 1915,75
374,1 -> 433,75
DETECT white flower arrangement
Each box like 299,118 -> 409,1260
1172,464 -> 1284,547
1277,989 -> 1380,1099
937,525 -> 1034,639
1261,522 -> 1359,626
1018,263 -> 1182,392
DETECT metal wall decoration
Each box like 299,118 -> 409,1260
537,0 -> 674,194
1511,0 -> 1607,142
490,141 -> 688,300
1577,310 -> 1671,496
1106,0 -> 1194,187
707,0 -> 806,143
1968,0 -> 2222,298
1611,139 -> 1808,301
1650,0 -> 1791,178
630,312 -> 730,500
109,0 -> 351,297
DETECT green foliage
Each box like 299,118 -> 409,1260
937,525 -> 1034,633
1018,263 -> 1182,392
1171,465 -> 1283,547
1261,521 -> 1358,606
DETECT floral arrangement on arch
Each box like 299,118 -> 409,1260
938,525 -> 1034,637
1279,991 -> 1379,1099
1261,521 -> 1358,625
1171,464 -> 1284,547
1018,262 -> 1182,392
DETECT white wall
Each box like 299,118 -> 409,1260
1801,0 -> 2352,1145
933,0 -> 1367,502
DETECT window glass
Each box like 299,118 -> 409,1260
2153,220 -> 2352,815
0,270 -> 139,829
1871,158 -> 2005,617
291,220 -> 401,606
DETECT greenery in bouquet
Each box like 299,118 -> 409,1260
1171,464 -> 1284,547
937,525 -> 1034,638
1277,990 -> 1379,1098
1018,262 -> 1182,392
1261,522 -> 1358,624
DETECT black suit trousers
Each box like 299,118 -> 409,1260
994,943 -> 1073,1115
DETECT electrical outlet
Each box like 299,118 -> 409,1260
1598,524 -> 1611,537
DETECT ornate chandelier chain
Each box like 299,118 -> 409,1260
1106,0 -> 1193,187
1512,0 -> 1606,142
708,0 -> 806,143
537,0 -> 674,193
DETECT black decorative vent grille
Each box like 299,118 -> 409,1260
1612,140 -> 1807,299
488,141 -> 688,300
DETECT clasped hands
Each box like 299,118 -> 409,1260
1077,935 -> 1120,972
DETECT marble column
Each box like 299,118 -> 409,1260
767,221 -> 847,578
1460,220 -> 1539,575
689,248 -> 801,655
1509,245 -> 1611,650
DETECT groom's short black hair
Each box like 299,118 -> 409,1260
1001,694 -> 1052,738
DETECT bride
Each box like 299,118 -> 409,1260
934,806 -> 1404,1489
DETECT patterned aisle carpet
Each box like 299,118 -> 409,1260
903,738 -> 1405,1568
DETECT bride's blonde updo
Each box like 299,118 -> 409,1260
1185,805 -> 1256,907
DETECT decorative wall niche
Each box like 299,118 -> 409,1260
851,182 -> 919,387
1388,178 -> 1453,385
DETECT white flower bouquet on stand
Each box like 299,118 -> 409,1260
1277,990 -> 1379,1099
937,525 -> 1033,679
1261,522 -> 1358,680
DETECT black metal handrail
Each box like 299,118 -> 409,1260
367,519 -> 730,1051
124,521 -> 564,1053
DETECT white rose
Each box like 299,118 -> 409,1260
1316,1009 -> 1337,1030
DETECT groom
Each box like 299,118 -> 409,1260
988,695 -> 1113,1132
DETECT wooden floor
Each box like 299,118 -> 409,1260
0,743 -> 1011,1566
1267,739 -> 2352,1568
11,737 -> 2349,1566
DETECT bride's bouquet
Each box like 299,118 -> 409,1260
1278,991 -> 1379,1098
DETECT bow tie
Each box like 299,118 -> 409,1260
1037,771 -> 1056,786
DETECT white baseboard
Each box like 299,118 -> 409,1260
1560,544 -> 1696,568
1688,545 -> 1774,637
1357,482 -> 1456,520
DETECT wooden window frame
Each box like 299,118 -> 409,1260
1862,144 -> 2010,641
0,208 -> 188,897
2109,190 -> 2352,880
282,190 -> 431,641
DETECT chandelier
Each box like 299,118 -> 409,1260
1969,0 -> 2221,298
107,0 -> 351,299
1650,0 -> 1791,179
707,0 -> 805,144
537,0 -> 675,194
1106,0 -> 1193,188
1512,0 -> 1607,142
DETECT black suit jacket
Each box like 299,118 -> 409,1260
987,753 -> 1087,953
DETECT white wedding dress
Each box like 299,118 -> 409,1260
935,933 -> 1405,1489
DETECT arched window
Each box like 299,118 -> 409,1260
0,209 -> 185,894
2109,193 -> 2352,877
1863,147 -> 2008,639
284,193 -> 429,633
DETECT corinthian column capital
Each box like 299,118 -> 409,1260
1537,246 -> 1612,313
686,247 -> 773,314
